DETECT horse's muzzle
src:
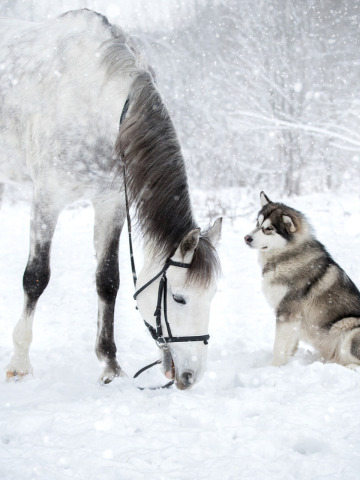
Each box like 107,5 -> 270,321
162,348 -> 198,390
176,370 -> 195,390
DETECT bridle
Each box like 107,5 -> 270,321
133,258 -> 210,346
120,97 -> 209,388
124,167 -> 210,347
124,174 -> 209,389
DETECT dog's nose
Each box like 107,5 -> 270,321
244,235 -> 253,244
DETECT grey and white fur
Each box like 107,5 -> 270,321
245,191 -> 360,369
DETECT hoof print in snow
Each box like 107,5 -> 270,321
293,438 -> 325,456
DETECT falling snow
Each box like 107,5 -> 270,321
1,1 -> 360,479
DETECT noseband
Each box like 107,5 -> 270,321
133,258 -> 210,346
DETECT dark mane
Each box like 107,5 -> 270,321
115,72 -> 219,286
188,233 -> 221,287
115,71 -> 194,257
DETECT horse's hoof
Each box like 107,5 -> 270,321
101,373 -> 115,385
6,371 -> 15,380
6,370 -> 29,381
99,366 -> 127,385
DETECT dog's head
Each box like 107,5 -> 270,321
244,192 -> 306,252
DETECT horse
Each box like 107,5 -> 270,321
0,9 -> 222,390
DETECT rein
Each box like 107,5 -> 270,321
123,165 -> 174,389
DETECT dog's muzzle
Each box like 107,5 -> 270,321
245,235 -> 253,245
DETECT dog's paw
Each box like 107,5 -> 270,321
271,358 -> 287,367
344,363 -> 360,371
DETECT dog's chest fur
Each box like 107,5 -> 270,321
259,251 -> 294,309
261,268 -> 288,309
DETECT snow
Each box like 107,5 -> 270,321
1,190 -> 360,479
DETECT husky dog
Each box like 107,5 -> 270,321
245,191 -> 360,369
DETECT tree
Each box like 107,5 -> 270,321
146,0 -> 360,195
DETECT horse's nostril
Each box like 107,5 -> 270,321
176,371 -> 196,390
245,235 -> 253,244
181,371 -> 194,386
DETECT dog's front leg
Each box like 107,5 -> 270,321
271,318 -> 301,366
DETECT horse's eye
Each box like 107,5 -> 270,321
173,294 -> 186,305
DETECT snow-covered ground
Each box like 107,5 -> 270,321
1,190 -> 360,480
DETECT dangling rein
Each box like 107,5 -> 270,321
123,165 -> 175,390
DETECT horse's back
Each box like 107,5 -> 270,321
0,10 -> 134,198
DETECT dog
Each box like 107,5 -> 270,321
245,191 -> 360,369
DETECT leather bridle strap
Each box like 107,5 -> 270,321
134,259 -> 210,346
133,259 -> 191,300
133,359 -> 174,390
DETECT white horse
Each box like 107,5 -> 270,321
0,9 -> 222,390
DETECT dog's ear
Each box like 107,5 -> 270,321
260,191 -> 271,207
282,215 -> 297,233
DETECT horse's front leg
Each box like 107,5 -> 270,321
6,195 -> 60,379
93,197 -> 126,384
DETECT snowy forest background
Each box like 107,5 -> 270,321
1,0 -> 359,198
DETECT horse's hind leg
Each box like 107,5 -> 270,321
6,195 -> 60,379
93,197 -> 126,384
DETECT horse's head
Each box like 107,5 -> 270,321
136,218 -> 222,390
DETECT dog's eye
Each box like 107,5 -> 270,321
263,226 -> 274,234
173,294 -> 186,305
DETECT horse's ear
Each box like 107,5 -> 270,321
173,228 -> 200,262
206,217 -> 222,246
260,191 -> 271,207
179,228 -> 201,257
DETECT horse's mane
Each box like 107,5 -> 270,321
116,72 -> 194,255
101,35 -> 220,286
